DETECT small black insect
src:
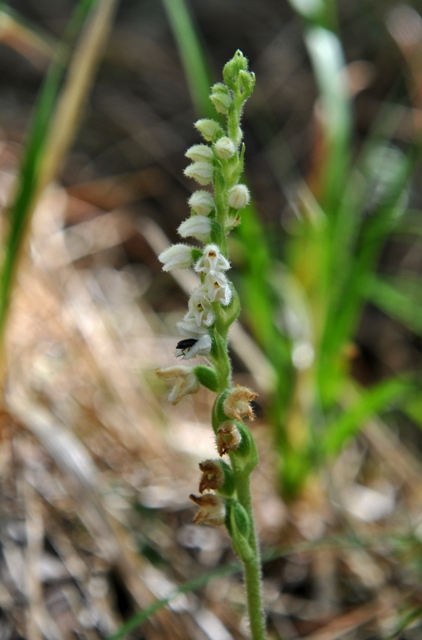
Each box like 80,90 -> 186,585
176,338 -> 197,357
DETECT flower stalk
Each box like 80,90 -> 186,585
157,51 -> 266,639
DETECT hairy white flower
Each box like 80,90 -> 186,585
214,137 -> 236,160
158,244 -> 195,272
188,287 -> 215,326
185,144 -> 213,162
228,184 -> 250,209
177,316 -> 209,338
156,365 -> 199,405
204,271 -> 232,306
176,315 -> 213,359
176,334 -> 212,360
195,244 -> 230,274
188,191 -> 215,216
178,216 -> 211,242
184,161 -> 214,186
195,118 -> 224,142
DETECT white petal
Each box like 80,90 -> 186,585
178,216 -> 212,241
177,316 -> 208,338
188,288 -> 215,327
228,184 -> 250,209
158,244 -> 194,271
203,271 -> 232,305
184,161 -> 214,186
185,144 -> 213,162
182,334 -> 212,360
214,137 -> 235,160
195,244 -> 230,273
188,191 -> 215,216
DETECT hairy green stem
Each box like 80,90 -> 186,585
235,472 -> 266,640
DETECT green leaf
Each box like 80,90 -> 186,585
364,273 -> 422,336
322,378 -> 415,457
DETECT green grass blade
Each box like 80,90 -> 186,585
319,142 -> 421,395
385,607 -> 422,640
0,5 -> 56,62
322,378 -> 415,457
364,273 -> 422,336
161,0 -> 213,118
0,0 -> 117,384
304,24 -> 352,212
106,561 -> 241,640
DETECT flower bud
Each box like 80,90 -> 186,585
190,493 -> 226,526
223,50 -> 249,87
223,386 -> 258,421
228,184 -> 250,209
158,243 -> 195,272
188,191 -> 215,216
214,137 -> 236,160
156,365 -> 199,405
195,119 -> 224,142
185,144 -> 213,162
238,70 -> 256,98
178,216 -> 212,242
184,161 -> 214,186
210,83 -> 232,115
216,421 -> 242,456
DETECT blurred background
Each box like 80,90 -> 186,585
1,0 -> 422,638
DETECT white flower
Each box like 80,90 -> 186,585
178,216 -> 211,242
194,119 -> 224,142
176,334 -> 212,360
204,271 -> 232,305
156,365 -> 199,405
188,287 -> 215,326
176,315 -> 212,360
177,316 -> 209,338
214,137 -> 236,160
188,191 -> 215,216
228,184 -> 250,209
185,144 -> 213,162
195,244 -> 230,274
158,244 -> 195,271
184,161 -> 214,186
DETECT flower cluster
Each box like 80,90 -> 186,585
157,51 -> 254,379
157,242 -> 233,374
156,50 -> 258,527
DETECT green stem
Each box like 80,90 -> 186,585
235,471 -> 266,640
